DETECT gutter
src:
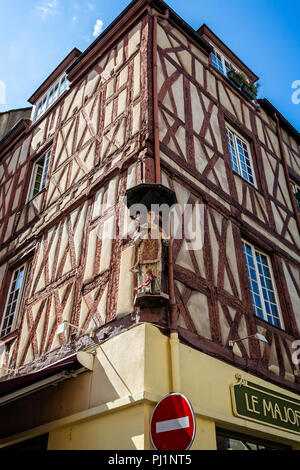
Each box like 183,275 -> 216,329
149,6 -> 181,392
168,244 -> 181,393
152,8 -> 169,184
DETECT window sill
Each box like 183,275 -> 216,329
26,187 -> 46,206
232,170 -> 264,197
255,316 -> 293,338
209,64 -> 260,108
0,329 -> 19,344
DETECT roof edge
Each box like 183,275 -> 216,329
258,98 -> 300,144
28,48 -> 82,105
0,106 -> 32,116
198,24 -> 259,82
0,118 -> 31,158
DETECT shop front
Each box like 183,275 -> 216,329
0,323 -> 299,450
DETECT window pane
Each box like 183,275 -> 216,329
53,84 -> 59,101
224,60 -> 231,75
29,151 -> 51,199
41,96 -> 47,113
226,128 -> 239,173
47,89 -> 54,107
235,136 -> 255,184
0,265 -> 26,337
243,242 -> 263,317
59,75 -> 68,95
216,429 -> 290,450
226,128 -> 256,186
255,250 -> 280,326
211,51 -> 225,74
33,74 -> 67,122
40,151 -> 51,190
243,242 -> 281,327
32,163 -> 44,197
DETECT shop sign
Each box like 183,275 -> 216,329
231,375 -> 300,435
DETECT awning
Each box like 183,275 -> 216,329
0,354 -> 89,405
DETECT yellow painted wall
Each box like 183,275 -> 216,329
47,323 -> 299,450
48,404 -> 147,450
144,324 -> 300,449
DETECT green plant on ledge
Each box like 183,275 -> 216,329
227,69 -> 246,88
227,68 -> 260,100
242,80 -> 260,100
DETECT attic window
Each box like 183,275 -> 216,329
33,73 -> 69,122
211,47 -> 232,76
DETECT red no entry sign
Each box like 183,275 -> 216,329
150,393 -> 195,450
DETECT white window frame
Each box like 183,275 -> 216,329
27,149 -> 51,202
0,261 -> 32,338
291,180 -> 300,195
226,125 -> 257,187
211,47 -> 232,76
32,73 -> 69,123
209,44 -> 252,87
291,180 -> 300,212
242,240 -> 284,329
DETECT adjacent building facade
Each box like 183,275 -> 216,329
0,108 -> 32,141
0,0 -> 299,450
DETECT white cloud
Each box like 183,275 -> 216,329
93,19 -> 103,37
88,3 -> 96,11
72,16 -> 77,23
36,0 -> 59,20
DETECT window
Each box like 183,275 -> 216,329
242,241 -> 283,328
0,261 -> 32,338
211,48 -> 232,76
291,180 -> 300,213
216,428 -> 290,450
33,74 -> 69,123
226,126 -> 256,186
27,149 -> 51,200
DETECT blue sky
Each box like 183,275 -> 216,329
0,0 -> 299,130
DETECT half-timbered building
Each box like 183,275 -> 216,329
0,0 -> 299,450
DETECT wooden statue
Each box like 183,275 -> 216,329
130,211 -> 165,295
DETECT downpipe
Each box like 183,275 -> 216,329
151,7 -> 181,393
